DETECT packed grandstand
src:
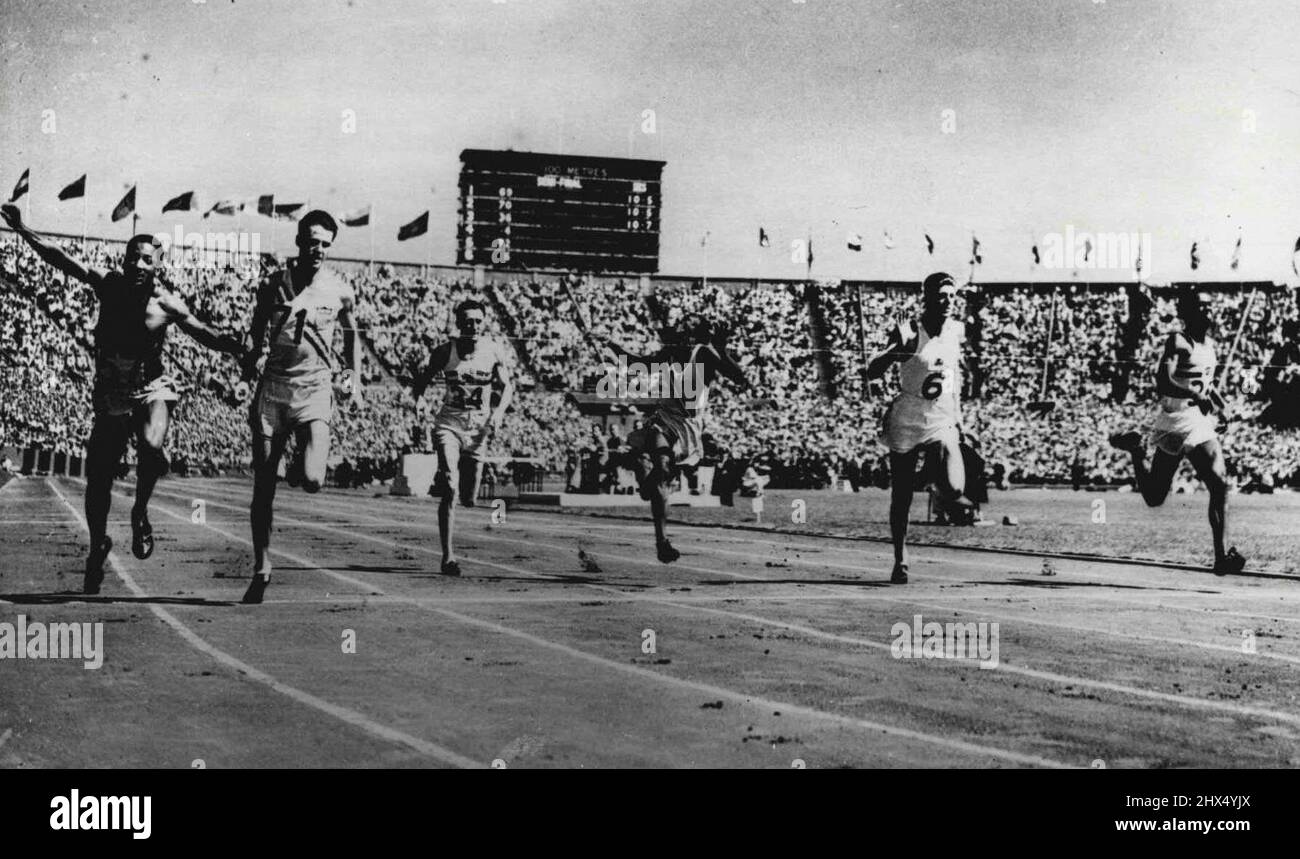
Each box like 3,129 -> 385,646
3,230 -> 1299,489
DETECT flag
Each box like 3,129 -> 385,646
111,185 -> 136,222
699,231 -> 710,248
273,202 -> 304,220
340,205 -> 371,227
882,230 -> 896,250
758,227 -> 769,248
204,198 -> 244,218
58,174 -> 86,201
256,194 -> 275,217
1031,242 -> 1040,266
1190,241 -> 1200,271
9,168 -> 29,202
1230,234 -> 1242,271
1083,237 -> 1093,263
846,231 -> 863,252
397,210 -> 429,241
924,233 -> 935,255
806,236 -> 814,272
162,191 -> 196,213
970,235 -> 982,265
1292,236 -> 1300,276
1135,242 -> 1144,276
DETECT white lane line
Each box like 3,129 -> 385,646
44,479 -> 481,769
151,484 -> 1300,730
127,482 -> 1074,767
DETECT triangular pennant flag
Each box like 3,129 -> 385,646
1031,242 -> 1040,266
924,233 -> 935,255
340,205 -> 371,227
398,210 -> 429,241
758,227 -> 769,248
111,185 -> 136,222
257,194 -> 275,217
162,191 -> 196,213
846,232 -> 863,252
1083,237 -> 1093,263
204,198 -> 244,218
882,230 -> 896,250
1230,234 -> 1242,271
273,202 -> 304,221
970,235 -> 982,265
1190,241 -> 1201,271
9,168 -> 29,202
58,174 -> 86,201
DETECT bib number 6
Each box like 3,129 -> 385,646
921,370 -> 947,400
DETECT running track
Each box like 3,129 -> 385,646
1,475 -> 1297,768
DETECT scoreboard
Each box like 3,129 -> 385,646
456,149 -> 665,273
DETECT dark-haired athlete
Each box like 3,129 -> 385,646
411,299 -> 514,576
866,272 -> 975,584
1,203 -> 244,593
1109,289 -> 1246,576
241,210 -> 362,603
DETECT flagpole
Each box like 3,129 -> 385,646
369,204 -> 375,276
81,193 -> 88,255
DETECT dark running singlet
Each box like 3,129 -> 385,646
93,272 -> 168,392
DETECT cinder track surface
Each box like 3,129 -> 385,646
1,475 -> 1297,769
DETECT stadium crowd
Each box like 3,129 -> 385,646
3,230 -> 1299,490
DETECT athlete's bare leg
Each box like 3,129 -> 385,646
631,429 -> 679,562
83,413 -> 131,591
298,419 -> 330,493
887,449 -> 921,578
129,399 -> 171,559
932,436 -> 966,500
435,437 -> 462,573
1187,439 -> 1231,566
250,430 -> 291,576
1127,445 -> 1180,508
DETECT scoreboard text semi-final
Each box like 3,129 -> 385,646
456,149 -> 666,273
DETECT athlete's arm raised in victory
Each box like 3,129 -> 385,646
156,290 -> 245,357
0,203 -> 108,289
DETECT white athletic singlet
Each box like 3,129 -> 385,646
435,337 -> 507,426
264,265 -> 354,386
896,318 -> 962,416
1160,332 -> 1217,414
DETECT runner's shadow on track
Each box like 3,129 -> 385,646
695,578 -> 893,588
342,563 -> 428,575
0,591 -> 235,607
484,573 -> 653,588
992,577 -> 1221,594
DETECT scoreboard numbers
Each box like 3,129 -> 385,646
457,149 -> 665,273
